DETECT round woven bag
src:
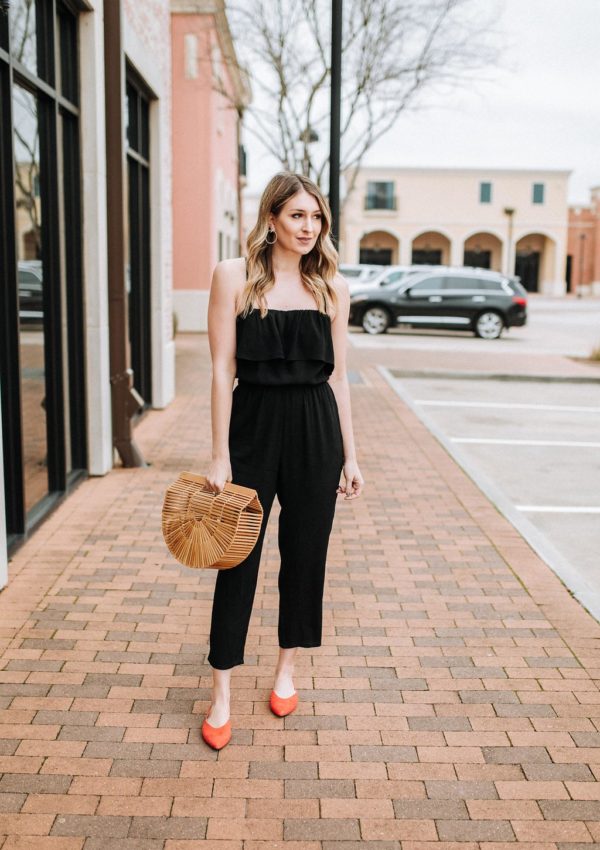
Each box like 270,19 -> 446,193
162,472 -> 263,569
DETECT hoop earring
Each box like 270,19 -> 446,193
265,229 -> 277,245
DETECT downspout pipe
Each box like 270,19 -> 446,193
103,0 -> 146,467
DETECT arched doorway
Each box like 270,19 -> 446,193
359,230 -> 399,265
411,231 -> 450,265
515,233 -> 556,292
463,232 -> 502,271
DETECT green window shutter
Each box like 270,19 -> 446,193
532,183 -> 545,204
479,182 -> 492,203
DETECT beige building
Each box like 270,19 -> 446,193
341,167 -> 571,294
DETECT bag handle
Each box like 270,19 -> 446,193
179,471 -> 260,515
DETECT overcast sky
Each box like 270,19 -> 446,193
245,0 -> 600,204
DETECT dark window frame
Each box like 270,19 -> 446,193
1,0 -> 87,546
126,62 -> 153,407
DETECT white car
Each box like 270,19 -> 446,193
339,264 -> 382,289
345,264 -> 435,294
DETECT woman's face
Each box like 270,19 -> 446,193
269,189 -> 323,255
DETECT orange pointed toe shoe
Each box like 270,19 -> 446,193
269,689 -> 298,717
201,711 -> 232,750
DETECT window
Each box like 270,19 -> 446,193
444,276 -> 501,291
444,277 -> 478,290
479,279 -> 504,291
365,181 -> 395,210
408,277 -> 445,292
126,69 -> 152,406
479,182 -> 492,203
381,270 -> 406,286
532,183 -> 545,204
1,1 -> 87,541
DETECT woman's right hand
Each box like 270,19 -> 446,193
206,457 -> 232,494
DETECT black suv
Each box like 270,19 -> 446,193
348,267 -> 528,339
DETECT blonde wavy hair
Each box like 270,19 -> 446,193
238,172 -> 339,318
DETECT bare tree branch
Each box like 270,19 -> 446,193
223,0 -> 503,203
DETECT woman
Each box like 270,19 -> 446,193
203,171 -> 363,749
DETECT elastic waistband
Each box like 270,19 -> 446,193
236,380 -> 330,391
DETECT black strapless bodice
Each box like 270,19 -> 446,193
235,308 -> 335,386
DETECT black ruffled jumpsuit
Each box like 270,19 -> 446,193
207,307 -> 344,670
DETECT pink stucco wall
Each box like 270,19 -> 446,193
172,14 -> 240,294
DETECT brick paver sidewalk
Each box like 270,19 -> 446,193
2,333 -> 600,849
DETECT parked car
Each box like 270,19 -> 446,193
348,267 -> 528,339
18,260 -> 44,325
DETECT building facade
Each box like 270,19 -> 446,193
341,167 -> 571,294
567,187 -> 600,295
0,0 -> 175,578
171,0 -> 250,332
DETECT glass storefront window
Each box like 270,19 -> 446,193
13,83 -> 49,512
126,72 -> 152,406
0,7 -> 8,51
1,1 -> 86,542
9,0 -> 38,76
57,5 -> 77,104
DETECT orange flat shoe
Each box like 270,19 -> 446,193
269,689 -> 298,717
201,711 -> 232,750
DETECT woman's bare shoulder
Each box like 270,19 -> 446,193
331,270 -> 350,299
211,257 -> 246,306
212,257 -> 246,285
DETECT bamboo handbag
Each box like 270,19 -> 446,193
162,472 -> 263,569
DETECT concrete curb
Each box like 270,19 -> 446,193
380,365 -> 600,624
389,368 -> 600,384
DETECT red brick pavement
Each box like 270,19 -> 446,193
1,333 -> 600,849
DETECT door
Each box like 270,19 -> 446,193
359,248 -> 392,265
565,255 -> 572,293
392,275 -> 447,326
439,276 -> 497,326
464,250 -> 491,269
412,249 -> 442,265
515,251 -> 540,292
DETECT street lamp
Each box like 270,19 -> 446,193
299,126 -> 319,179
503,207 -> 515,276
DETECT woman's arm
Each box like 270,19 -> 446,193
206,258 -> 243,493
328,274 -> 364,500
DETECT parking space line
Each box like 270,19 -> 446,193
517,506 -> 600,513
379,365 -> 600,623
451,438 -> 600,448
416,400 -> 600,413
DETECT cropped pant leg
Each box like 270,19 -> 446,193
277,382 -> 344,649
207,384 -> 280,670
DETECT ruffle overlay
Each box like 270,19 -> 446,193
235,309 -> 335,386
236,309 -> 334,365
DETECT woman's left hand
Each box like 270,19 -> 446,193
337,460 -> 364,500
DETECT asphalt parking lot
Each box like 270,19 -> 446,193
349,295 -> 600,620
383,371 -> 600,616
